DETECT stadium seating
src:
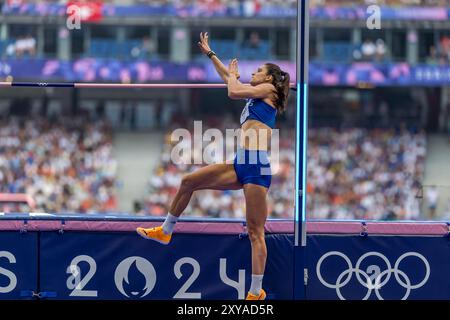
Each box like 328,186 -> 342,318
142,122 -> 427,221
0,117 -> 118,213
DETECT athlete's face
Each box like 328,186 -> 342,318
250,65 -> 272,86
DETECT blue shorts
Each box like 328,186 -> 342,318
233,148 -> 272,188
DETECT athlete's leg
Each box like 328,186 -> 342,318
169,163 -> 242,217
137,163 -> 241,243
243,183 -> 269,298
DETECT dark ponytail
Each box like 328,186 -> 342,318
264,63 -> 290,113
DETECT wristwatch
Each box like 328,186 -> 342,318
207,50 -> 216,59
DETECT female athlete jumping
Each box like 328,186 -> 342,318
137,32 -> 290,300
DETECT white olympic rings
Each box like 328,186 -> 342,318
316,251 -> 430,300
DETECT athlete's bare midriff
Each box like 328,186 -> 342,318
239,96 -> 276,151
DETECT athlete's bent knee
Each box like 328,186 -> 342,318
180,174 -> 197,191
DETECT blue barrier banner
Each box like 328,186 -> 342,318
2,3 -> 449,20
0,59 -> 207,83
0,232 -> 38,300
306,236 -> 450,300
3,59 -> 450,86
39,232 -> 294,300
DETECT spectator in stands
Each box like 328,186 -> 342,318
444,200 -> 450,220
439,35 -> 450,63
15,34 -> 36,57
375,39 -> 387,62
6,34 -> 36,58
131,36 -> 156,60
426,46 -> 439,65
361,39 -> 376,61
242,0 -> 262,17
354,38 -> 389,63
141,36 -> 156,57
197,0 -> 227,16
133,200 -> 146,215
247,31 -> 261,49
426,185 -> 439,218
5,41 -> 15,57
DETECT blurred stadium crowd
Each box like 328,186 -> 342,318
0,111 -> 429,220
2,0 -> 450,64
0,0 -> 449,221
139,117 -> 429,220
1,0 -> 448,7
306,127 -> 426,220
1,113 -> 446,220
312,0 -> 450,5
0,116 -> 118,213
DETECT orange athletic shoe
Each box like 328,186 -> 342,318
136,226 -> 171,245
246,289 -> 266,300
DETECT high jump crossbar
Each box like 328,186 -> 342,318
0,82 -> 297,89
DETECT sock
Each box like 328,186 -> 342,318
162,213 -> 178,235
249,274 -> 264,295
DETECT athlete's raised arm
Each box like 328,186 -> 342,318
227,59 -> 273,100
198,32 -> 239,83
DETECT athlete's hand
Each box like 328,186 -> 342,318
228,59 -> 239,77
198,32 -> 212,55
